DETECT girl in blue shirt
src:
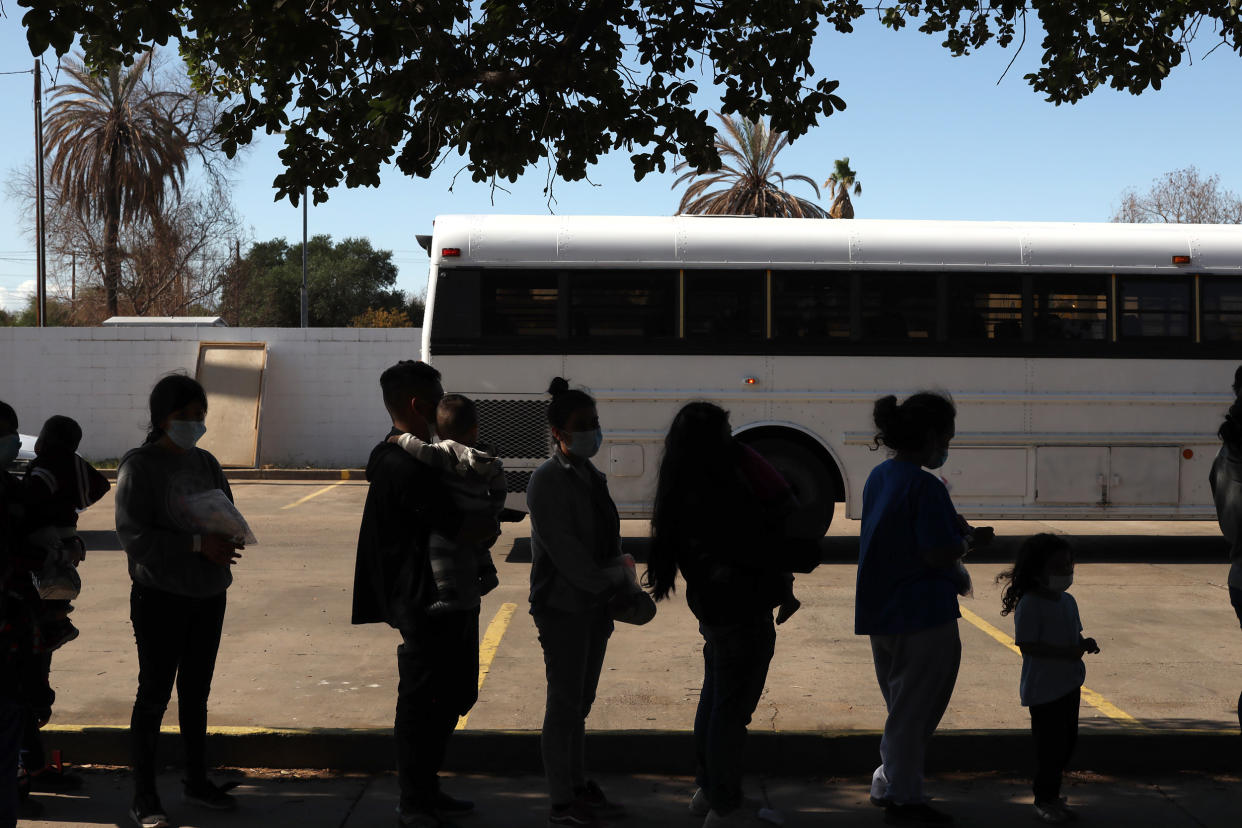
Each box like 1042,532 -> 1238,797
857,392 -> 977,827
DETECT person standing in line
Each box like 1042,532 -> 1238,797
352,360 -> 492,828
856,392 -> 970,827
996,534 -> 1100,824
646,402 -> 820,828
115,375 -> 244,828
527,377 -> 631,828
1209,390 -> 1242,732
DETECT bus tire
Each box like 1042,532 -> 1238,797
744,437 -> 838,537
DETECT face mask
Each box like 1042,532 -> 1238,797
1044,573 -> 1073,593
567,428 -> 603,459
0,434 -> 19,467
927,450 -> 949,470
166,420 -> 207,450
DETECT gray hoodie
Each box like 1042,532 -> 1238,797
115,443 -> 234,597
1209,444 -> 1242,589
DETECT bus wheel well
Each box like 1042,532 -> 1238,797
735,426 -> 845,503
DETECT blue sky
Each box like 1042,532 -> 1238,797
2,13 -> 1241,311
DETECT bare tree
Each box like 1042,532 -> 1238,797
1113,167 -> 1242,224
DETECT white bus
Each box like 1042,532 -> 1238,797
419,214 -> 1242,533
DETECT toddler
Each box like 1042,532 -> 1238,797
997,533 -> 1100,825
22,416 -> 110,650
389,394 -> 504,614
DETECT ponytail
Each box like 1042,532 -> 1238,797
546,376 -> 595,430
872,391 -> 956,453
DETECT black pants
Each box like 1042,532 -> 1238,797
395,609 -> 480,813
1029,687 -> 1080,802
694,614 -> 776,814
129,583 -> 227,795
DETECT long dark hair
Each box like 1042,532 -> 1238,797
1220,400 -> 1242,455
872,391 -> 956,453
144,374 -> 207,445
647,401 -> 740,601
996,533 -> 1072,616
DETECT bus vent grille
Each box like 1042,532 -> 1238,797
503,470 -> 534,494
476,399 -> 550,460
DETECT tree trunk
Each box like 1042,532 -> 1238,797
103,151 -> 121,316
829,191 -> 854,219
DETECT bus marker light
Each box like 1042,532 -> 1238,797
744,377 -> 758,386
1172,255 -> 1191,265
442,247 -> 462,257
1183,448 -> 1194,459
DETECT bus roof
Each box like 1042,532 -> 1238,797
429,214 -> 1242,274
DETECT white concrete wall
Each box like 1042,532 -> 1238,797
0,327 -> 423,467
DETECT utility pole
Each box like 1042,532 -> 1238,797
300,185 -> 308,328
33,60 -> 47,327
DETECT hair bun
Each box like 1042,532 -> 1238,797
547,377 -> 570,397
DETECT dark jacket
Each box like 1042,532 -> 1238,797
352,430 -> 463,629
675,463 -> 821,626
527,451 -> 627,614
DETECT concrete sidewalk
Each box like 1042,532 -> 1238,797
20,768 -> 1242,828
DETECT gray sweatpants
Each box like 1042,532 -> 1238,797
868,619 -> 962,805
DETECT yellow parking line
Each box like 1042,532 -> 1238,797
958,605 -> 1147,729
280,481 -> 347,510
457,602 -> 518,730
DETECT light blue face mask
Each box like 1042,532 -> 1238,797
0,434 -> 20,467
166,420 -> 207,450
567,428 -> 603,459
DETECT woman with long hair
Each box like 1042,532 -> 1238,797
115,374 -> 243,828
647,402 -> 819,828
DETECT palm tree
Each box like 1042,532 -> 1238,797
825,157 -> 861,219
672,114 -> 828,218
44,52 -> 190,315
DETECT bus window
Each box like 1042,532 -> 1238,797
684,270 -> 764,340
947,275 -> 1023,341
771,271 -> 851,341
568,271 -> 677,340
860,273 -> 937,341
1034,276 -> 1108,341
1118,277 -> 1192,339
481,271 -> 560,339
1201,277 -> 1242,342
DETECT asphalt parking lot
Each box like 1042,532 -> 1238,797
54,481 -> 1240,738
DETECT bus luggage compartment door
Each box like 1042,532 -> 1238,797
1035,447 -> 1108,505
1106,446 -> 1179,505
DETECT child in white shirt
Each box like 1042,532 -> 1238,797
389,394 -> 505,614
997,533 -> 1100,825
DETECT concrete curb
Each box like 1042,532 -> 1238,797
98,469 -> 366,482
41,726 -> 1241,774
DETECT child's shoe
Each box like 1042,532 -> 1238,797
1033,799 -> 1069,824
775,597 -> 801,625
42,618 -> 79,650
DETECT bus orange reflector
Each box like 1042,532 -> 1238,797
1182,448 -> 1194,460
1172,255 -> 1191,265
744,377 -> 758,385
442,247 -> 462,257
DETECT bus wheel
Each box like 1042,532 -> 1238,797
745,437 -> 838,537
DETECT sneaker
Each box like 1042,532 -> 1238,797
130,792 -> 170,828
183,777 -> 240,810
549,799 -> 603,827
883,802 -> 954,826
1033,800 -> 1069,825
690,790 -> 764,818
433,789 -> 475,816
28,765 -> 85,792
703,807 -> 784,827
1057,798 -> 1078,821
576,779 -> 626,818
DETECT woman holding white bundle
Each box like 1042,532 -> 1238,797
116,374 -> 250,828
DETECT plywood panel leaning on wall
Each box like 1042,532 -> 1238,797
196,342 -> 268,468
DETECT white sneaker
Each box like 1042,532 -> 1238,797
703,806 -> 784,827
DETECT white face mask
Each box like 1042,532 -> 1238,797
0,434 -> 20,467
166,420 -> 207,450
1044,573 -> 1073,593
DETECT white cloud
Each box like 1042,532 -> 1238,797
0,280 -> 35,312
